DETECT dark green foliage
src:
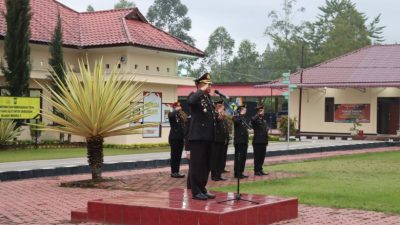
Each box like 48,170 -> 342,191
49,14 -> 65,92
86,5 -> 94,12
304,0 -> 385,64
147,0 -> 194,45
1,0 -> 32,96
114,0 -> 135,9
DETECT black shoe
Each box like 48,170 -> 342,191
203,192 -> 216,199
212,177 -> 221,181
260,171 -> 269,175
219,177 -> 227,181
192,193 -> 208,200
254,172 -> 263,176
171,173 -> 185,178
241,174 -> 249,178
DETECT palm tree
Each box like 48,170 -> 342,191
37,59 -> 154,180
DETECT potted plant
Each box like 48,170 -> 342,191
278,116 -> 297,140
349,120 -> 361,136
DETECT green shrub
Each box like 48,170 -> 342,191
0,120 -> 21,145
278,116 -> 297,138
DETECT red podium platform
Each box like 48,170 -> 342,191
71,188 -> 298,225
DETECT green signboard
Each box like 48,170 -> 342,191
0,97 -> 41,119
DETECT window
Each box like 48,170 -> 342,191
167,68 -> 170,73
134,64 -> 138,69
118,64 -> 121,69
325,97 -> 334,122
106,64 -> 110,69
156,67 -> 160,72
146,66 -> 149,70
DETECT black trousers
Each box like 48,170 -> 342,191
211,142 -> 225,178
169,139 -> 184,174
253,143 -> 267,173
188,141 -> 212,196
220,143 -> 229,173
234,144 -> 248,177
186,157 -> 191,189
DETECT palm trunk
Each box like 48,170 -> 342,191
86,136 -> 104,180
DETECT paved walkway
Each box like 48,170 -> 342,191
0,146 -> 399,225
0,140 -> 377,171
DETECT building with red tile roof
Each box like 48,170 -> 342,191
0,0 -> 204,56
258,45 -> 400,137
0,0 -> 204,144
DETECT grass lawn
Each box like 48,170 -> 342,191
0,147 -> 170,163
214,151 -> 400,214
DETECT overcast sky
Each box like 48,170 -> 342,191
59,0 -> 399,53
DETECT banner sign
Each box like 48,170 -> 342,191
0,97 -> 41,119
143,92 -> 162,137
334,104 -> 370,123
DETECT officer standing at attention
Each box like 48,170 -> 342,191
211,100 -> 228,181
187,73 -> 216,200
233,105 -> 250,179
168,102 -> 187,178
220,116 -> 230,174
251,105 -> 269,176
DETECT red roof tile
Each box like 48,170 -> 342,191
0,0 -> 204,57
258,45 -> 400,88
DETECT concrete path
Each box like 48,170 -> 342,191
0,140 -> 377,172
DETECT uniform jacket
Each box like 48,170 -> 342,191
233,115 -> 249,144
184,116 -> 191,150
168,110 -> 185,141
187,90 -> 216,141
251,115 -> 269,145
215,117 -> 229,144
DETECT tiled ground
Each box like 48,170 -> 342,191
0,147 -> 399,225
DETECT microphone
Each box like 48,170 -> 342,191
214,90 -> 229,99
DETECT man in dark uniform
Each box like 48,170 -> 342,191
220,114 -> 231,174
251,105 -> 269,176
211,100 -> 228,181
187,73 -> 216,200
233,105 -> 250,179
168,102 -> 186,178
184,115 -> 191,189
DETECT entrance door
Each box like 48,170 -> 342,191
377,98 -> 400,134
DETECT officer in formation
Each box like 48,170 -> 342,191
168,102 -> 187,178
251,105 -> 269,176
210,100 -> 229,181
187,73 -> 216,200
233,105 -> 250,179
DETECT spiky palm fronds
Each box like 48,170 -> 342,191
0,120 -> 21,145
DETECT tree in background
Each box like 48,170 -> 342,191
86,5 -> 94,12
264,0 -> 307,78
147,0 -> 194,45
49,15 -> 65,92
204,27 -> 235,82
304,0 -> 385,64
1,0 -> 32,96
147,0 -> 196,77
225,40 -> 263,82
49,14 -> 71,143
114,0 -> 135,9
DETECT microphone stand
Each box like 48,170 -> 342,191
216,94 -> 259,205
